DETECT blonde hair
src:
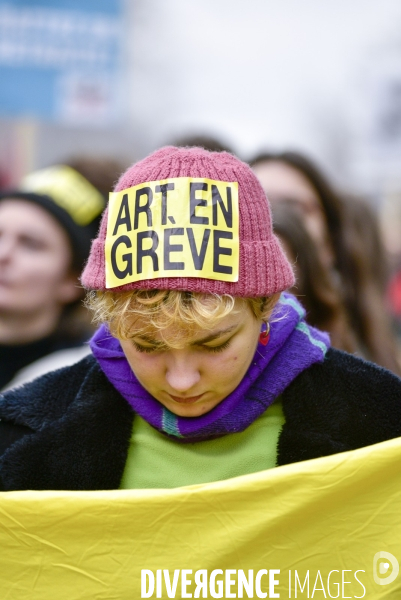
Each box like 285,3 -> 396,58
85,289 -> 279,348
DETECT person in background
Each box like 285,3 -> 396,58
0,157 -> 124,390
341,194 -> 401,372
272,204 -> 358,353
250,150 -> 401,375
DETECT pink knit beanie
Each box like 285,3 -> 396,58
81,146 -> 294,296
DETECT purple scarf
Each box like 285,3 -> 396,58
90,293 -> 330,442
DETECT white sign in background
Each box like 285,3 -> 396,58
0,0 -> 123,125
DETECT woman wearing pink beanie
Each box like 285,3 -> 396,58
0,146 -> 401,491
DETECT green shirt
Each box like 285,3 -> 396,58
120,401 -> 285,489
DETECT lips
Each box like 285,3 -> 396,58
168,393 -> 204,404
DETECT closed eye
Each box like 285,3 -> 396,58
200,339 -> 232,353
131,341 -> 166,354
131,326 -> 239,354
19,235 -> 47,251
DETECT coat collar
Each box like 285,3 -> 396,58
0,358 -> 134,490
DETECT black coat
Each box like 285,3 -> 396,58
1,348 -> 401,491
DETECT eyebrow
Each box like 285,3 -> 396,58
134,334 -> 164,345
190,325 -> 238,346
134,325 -> 238,347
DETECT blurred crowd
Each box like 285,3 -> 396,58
0,156 -> 127,389
0,133 -> 401,390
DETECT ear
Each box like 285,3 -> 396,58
56,272 -> 83,305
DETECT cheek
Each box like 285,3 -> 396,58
24,270 -> 66,299
202,351 -> 251,399
306,213 -> 328,241
208,348 -> 248,379
124,353 -> 164,388
224,334 -> 260,375
18,252 -> 68,283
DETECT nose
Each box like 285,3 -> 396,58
165,350 -> 201,394
0,235 -> 14,262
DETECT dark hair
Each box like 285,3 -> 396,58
172,134 -> 234,154
341,194 -> 400,374
65,156 -> 126,199
273,204 -> 358,353
342,194 -> 389,294
250,150 -> 343,254
250,150 -> 401,374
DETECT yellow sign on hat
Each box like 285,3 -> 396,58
105,177 -> 240,288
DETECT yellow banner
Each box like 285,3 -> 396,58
21,165 -> 105,226
105,177 -> 239,288
1,438 -> 401,599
